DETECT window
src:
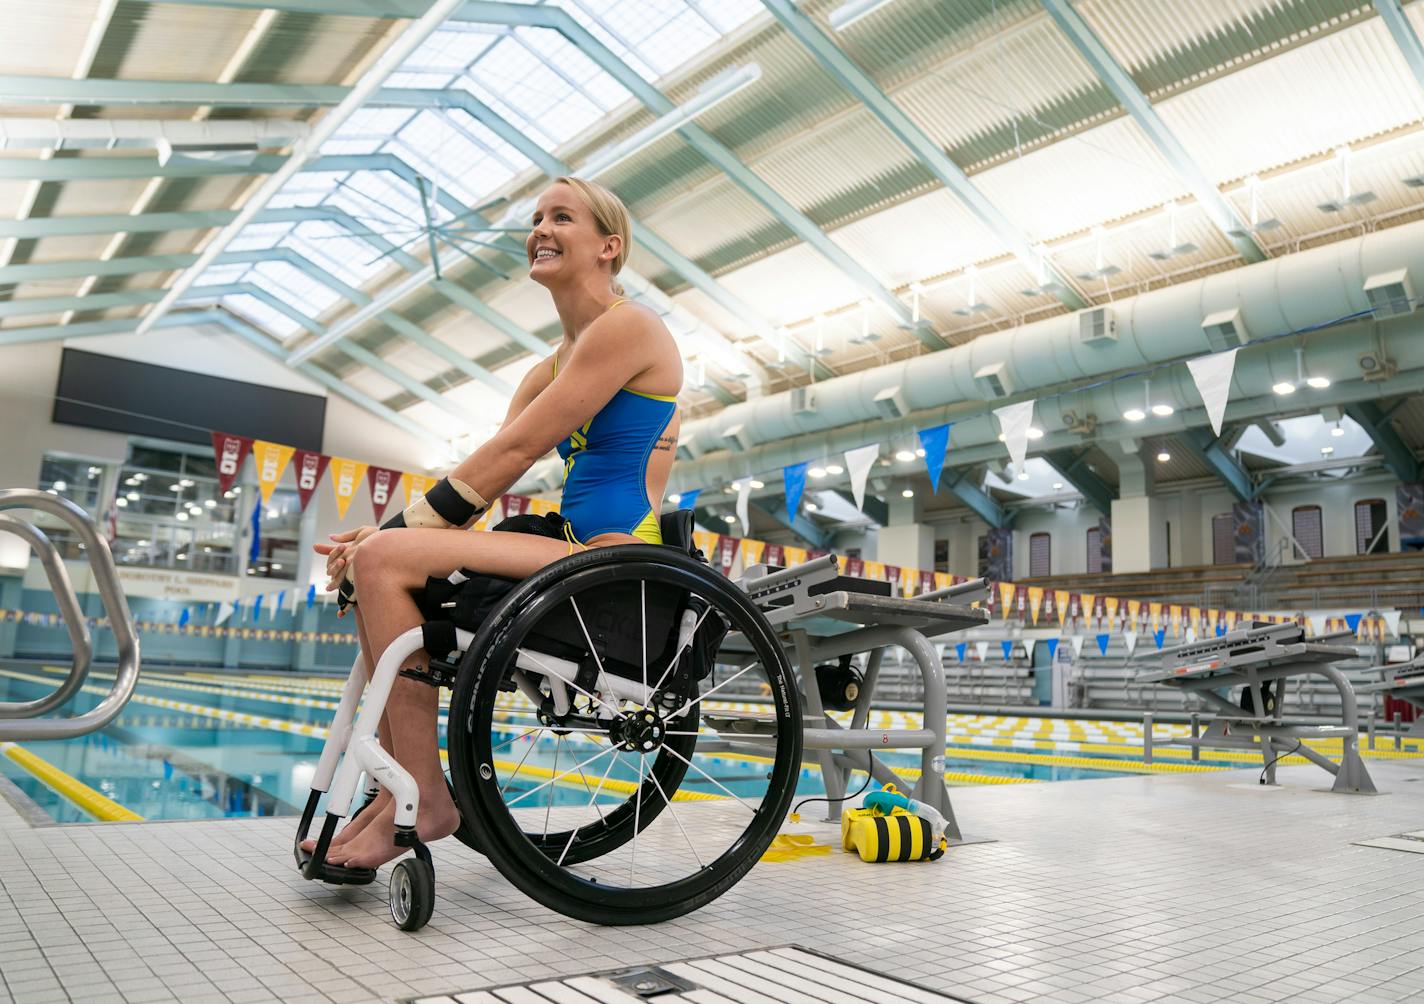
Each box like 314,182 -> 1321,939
1029,532 -> 1051,577
934,538 -> 949,573
1291,505 -> 1323,560
1212,514 -> 1235,565
976,535 -> 989,579
1355,499 -> 1389,554
1086,527 -> 1103,574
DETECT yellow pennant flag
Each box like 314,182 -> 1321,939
401,472 -> 438,508
252,440 -> 296,505
999,582 -> 1017,616
693,530 -> 719,559
1149,602 -> 1163,630
1127,599 -> 1142,628
1104,596 -> 1119,625
1080,593 -> 1096,624
1188,607 -> 1201,633
527,497 -> 560,516
1169,605 -> 1183,637
863,560 -> 886,581
1027,586 -> 1044,625
1054,590 -> 1070,625
783,545 -> 809,567
328,457 -> 369,520
1206,609 -> 1219,633
740,538 -> 766,567
934,572 -> 953,590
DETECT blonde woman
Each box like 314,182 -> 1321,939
311,177 -> 683,870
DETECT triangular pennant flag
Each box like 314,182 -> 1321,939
1384,609 -> 1402,638
1104,596 -> 1119,626
367,466 -> 401,524
1001,640 -> 1014,661
740,538 -> 766,568
251,440 -> 296,506
917,423 -> 951,493
1095,633 -> 1110,656
1054,590 -> 1070,625
400,471 -> 439,510
210,431 -> 254,495
1186,347 -> 1239,437
1185,626 -> 1197,643
1122,630 -> 1138,657
679,488 -> 701,512
306,584 -> 316,609
974,641 -> 989,662
998,582 -> 1017,617
249,498 -> 262,562
1070,635 -> 1085,658
272,591 -> 284,621
1044,638 -> 1059,660
1027,586 -> 1044,625
954,642 -> 967,663
783,461 -> 809,522
292,450 -> 331,512
736,481 -> 752,535
215,602 -> 233,626
1308,614 -> 1327,638
329,457 -> 369,520
1127,599 -> 1142,628
178,608 -> 190,628
844,444 -> 880,513
1153,628 -> 1166,650
1345,612 -> 1363,634
253,594 -> 264,621
993,399 -> 1036,474
1080,593 -> 1096,625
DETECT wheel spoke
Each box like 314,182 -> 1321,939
499,724 -> 546,795
676,663 -> 758,718
629,752 -> 644,886
543,735 -> 562,837
660,744 -> 761,816
503,745 -> 618,808
569,595 -> 623,717
556,749 -> 620,867
491,726 -> 542,755
648,764 -> 704,870
518,647 -> 627,721
640,580 -> 647,699
648,600 -> 714,697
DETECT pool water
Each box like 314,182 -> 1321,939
0,666 -> 1130,824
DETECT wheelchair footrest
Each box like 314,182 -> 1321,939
295,849 -> 377,886
400,658 -> 460,688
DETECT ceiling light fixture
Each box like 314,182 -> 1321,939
809,466 -> 827,479
952,265 -> 992,316
806,501 -> 819,511
1124,378 -> 1170,422
722,514 -> 737,524
1148,202 -> 1199,261
1151,403 -> 1174,417
1318,146 -> 1377,213
902,488 -> 914,498
667,493 -> 681,505
1273,381 -> 1296,395
1331,422 -> 1345,438
1156,451 -> 1171,462
1017,471 -> 1030,481
1052,482 -> 1064,490
1025,426 -> 1045,440
826,463 -> 844,476
895,449 -> 916,462
1227,175 -> 1283,238
1320,445 -> 1335,456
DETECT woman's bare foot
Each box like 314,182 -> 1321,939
300,788 -> 392,854
326,784 -> 461,870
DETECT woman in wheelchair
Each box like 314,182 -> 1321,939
309,177 -> 683,871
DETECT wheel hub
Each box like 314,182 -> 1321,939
612,707 -> 666,753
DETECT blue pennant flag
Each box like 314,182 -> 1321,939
1345,612 -> 1362,633
249,498 -> 262,562
178,608 -> 190,628
306,584 -> 316,609
1096,633 -> 1110,656
1153,628 -> 1166,650
917,423 -> 951,493
1216,623 -> 1226,636
1045,638 -> 1059,660
252,594 -> 264,621
955,642 -> 967,663
679,488 -> 701,511
1001,640 -> 1014,661
783,461 -> 810,523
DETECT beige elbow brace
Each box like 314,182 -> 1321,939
382,476 -> 489,530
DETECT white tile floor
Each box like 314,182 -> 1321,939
3,759 -> 1424,1004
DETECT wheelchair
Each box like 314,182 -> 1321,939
294,510 -> 803,930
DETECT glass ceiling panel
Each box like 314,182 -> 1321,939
225,294 -> 300,340
289,220 -> 392,285
251,261 -> 341,318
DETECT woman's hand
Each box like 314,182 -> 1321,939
314,525 -> 378,594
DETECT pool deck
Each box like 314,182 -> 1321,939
3,757 -> 1424,1004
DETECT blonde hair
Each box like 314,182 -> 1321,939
557,176 -> 631,296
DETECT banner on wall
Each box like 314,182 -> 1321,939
293,450 -> 330,512
329,457 -> 368,520
367,466 -> 401,523
251,440 -> 296,505
210,431 -> 253,495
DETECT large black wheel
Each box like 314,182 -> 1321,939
448,545 -> 801,925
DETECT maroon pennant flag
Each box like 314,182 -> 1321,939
366,466 -> 401,523
292,450 -> 330,512
501,493 -> 531,518
714,535 -> 739,576
885,565 -> 901,590
919,571 -> 935,595
210,431 -> 254,495
844,556 -> 864,578
763,543 -> 785,567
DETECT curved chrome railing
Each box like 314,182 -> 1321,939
0,489 -> 141,740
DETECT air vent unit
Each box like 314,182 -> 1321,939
721,423 -> 753,452
790,386 -> 818,416
872,385 -> 909,419
1078,306 -> 1117,345
1364,269 -> 1415,318
1201,309 -> 1249,351
1359,351 -> 1398,383
973,362 -> 1014,399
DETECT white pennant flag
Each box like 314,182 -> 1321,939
1122,630 -> 1138,657
1185,626 -> 1197,644
993,399 -> 1036,473
1070,634 -> 1085,658
1383,609 -> 1402,638
1308,614 -> 1327,638
215,602 -> 234,626
736,481 -> 752,536
844,443 -> 881,513
270,591 -> 283,621
974,640 -> 989,662
1186,348 -> 1238,436
1027,637 -> 1040,663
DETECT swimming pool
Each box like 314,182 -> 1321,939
0,663 -> 1132,824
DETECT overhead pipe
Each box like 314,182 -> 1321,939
0,117 -> 307,150
513,219 -> 1424,493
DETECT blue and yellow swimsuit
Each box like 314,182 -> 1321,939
553,300 -> 677,546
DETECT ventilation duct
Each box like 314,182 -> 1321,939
1201,309 -> 1249,351
1364,268 -> 1414,318
974,362 -> 1014,399
1078,306 -> 1117,345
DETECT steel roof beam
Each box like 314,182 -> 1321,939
749,498 -> 830,550
941,468 -> 1013,529
1181,428 -> 1256,502
1040,0 -> 1266,264
451,1 -> 945,350
831,488 -> 888,527
1042,447 -> 1116,515
762,0 -> 1089,314
137,0 -> 435,14
1374,0 -> 1424,94
1344,400 -> 1421,482
0,75 -> 450,108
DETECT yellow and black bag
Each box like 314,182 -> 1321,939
841,805 -> 945,862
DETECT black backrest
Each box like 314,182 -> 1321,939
659,508 -> 697,557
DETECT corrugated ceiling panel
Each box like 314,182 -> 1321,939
108,4 -> 263,83
2,0 -> 98,77
634,173 -> 785,265
706,240 -> 867,326
47,177 -> 158,217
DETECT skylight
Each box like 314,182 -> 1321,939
1236,415 -> 1373,466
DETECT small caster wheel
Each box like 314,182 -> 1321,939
389,857 -> 435,931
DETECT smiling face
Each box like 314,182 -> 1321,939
526,181 -> 622,290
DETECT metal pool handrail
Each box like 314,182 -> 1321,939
0,489 -> 141,740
